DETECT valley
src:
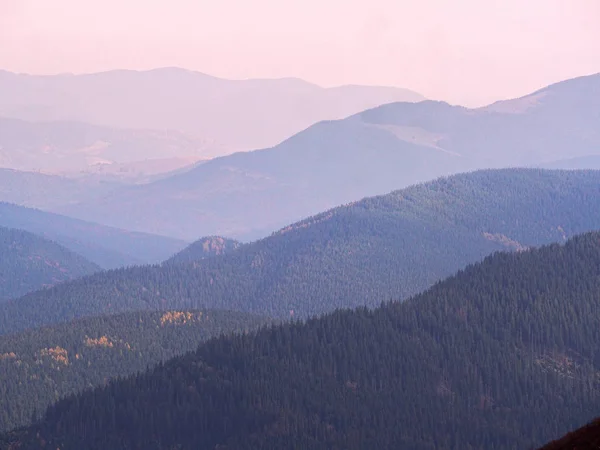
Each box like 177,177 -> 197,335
2,13 -> 600,446
0,202 -> 187,268
5,232 -> 600,449
51,74 -> 600,240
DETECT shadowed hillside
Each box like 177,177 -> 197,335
5,232 -> 600,449
0,202 -> 187,269
0,309 -> 271,432
0,227 -> 99,300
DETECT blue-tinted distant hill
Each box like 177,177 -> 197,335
0,226 -> 99,300
0,203 -> 187,269
58,73 -> 600,240
3,169 -> 600,335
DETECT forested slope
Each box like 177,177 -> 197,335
0,227 -> 99,300
2,169 -> 600,335
6,232 -> 600,449
0,309 -> 270,432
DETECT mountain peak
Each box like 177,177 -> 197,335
166,236 -> 241,264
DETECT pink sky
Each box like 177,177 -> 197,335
1,0 -> 599,106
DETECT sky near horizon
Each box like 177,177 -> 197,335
1,0 -> 599,106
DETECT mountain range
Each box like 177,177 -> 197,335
54,73 -> 600,240
2,67 -> 600,450
0,309 -> 271,433
0,116 -> 214,177
2,169 -> 600,336
0,202 -> 187,268
0,227 -> 100,300
0,168 -> 126,211
5,231 -> 600,449
0,68 -> 424,151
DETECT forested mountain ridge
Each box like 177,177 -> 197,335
56,73 -> 600,240
0,202 -> 187,269
537,418 -> 600,449
6,232 -> 600,449
165,236 -> 241,264
2,169 -> 600,335
0,227 -> 100,300
0,309 -> 271,433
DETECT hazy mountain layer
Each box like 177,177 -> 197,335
2,169 -> 600,335
0,226 -> 100,300
0,117 -> 214,176
57,73 -> 600,240
0,202 -> 187,269
0,68 -> 424,151
0,168 -> 128,210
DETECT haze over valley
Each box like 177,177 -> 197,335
1,1 -> 600,448
53,73 -> 600,240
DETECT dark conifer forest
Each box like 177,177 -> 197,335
0,309 -> 271,433
3,20 -> 600,450
4,232 -> 600,449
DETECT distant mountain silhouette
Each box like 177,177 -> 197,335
57,73 -> 600,240
0,117 -> 214,176
0,68 -> 425,151
0,203 -> 187,269
0,226 -> 99,300
0,168 -> 127,210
